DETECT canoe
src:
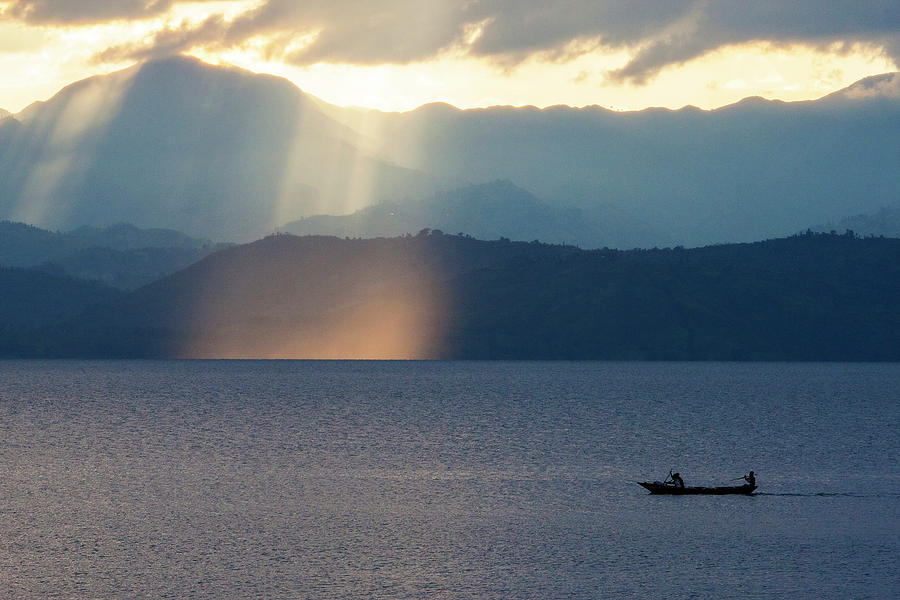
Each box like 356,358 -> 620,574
638,481 -> 756,495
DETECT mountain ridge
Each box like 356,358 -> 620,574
0,220 -> 228,289
0,56 -> 436,241
282,179 -> 665,248
4,230 -> 898,360
1,56 -> 897,247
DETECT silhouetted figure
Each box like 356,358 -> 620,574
743,471 -> 756,487
666,471 -> 685,488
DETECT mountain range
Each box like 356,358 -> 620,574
1,57 -> 897,248
4,230 -> 898,360
0,221 -> 227,289
0,58 -> 431,241
282,179 -> 662,249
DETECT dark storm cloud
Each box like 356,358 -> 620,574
10,1 -> 900,83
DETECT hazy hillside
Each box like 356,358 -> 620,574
46,231 -> 573,358
813,207 -> 900,239
282,180 -> 665,248
0,221 -> 228,288
1,57 -> 897,247
822,72 -> 900,101
350,84 -> 900,246
0,57 -> 434,241
66,222 -> 215,250
0,267 -> 121,330
16,231 -> 899,360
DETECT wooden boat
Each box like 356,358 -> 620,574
638,481 -> 757,495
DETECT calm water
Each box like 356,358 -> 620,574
0,360 -> 897,599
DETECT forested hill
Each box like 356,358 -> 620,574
447,231 -> 900,360
9,229 -> 897,360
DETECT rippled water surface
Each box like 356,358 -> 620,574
1,360 -> 898,598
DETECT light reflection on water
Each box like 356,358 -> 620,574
0,360 -> 897,599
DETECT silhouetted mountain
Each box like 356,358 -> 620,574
812,206 -> 900,238
67,222 -> 214,250
0,220 -> 228,289
0,108 -> 10,120
823,72 -> 900,101
340,77 -> 900,246
0,267 -> 121,356
0,221 -> 74,266
282,180 -> 664,248
38,246 -> 228,290
0,56 -> 433,241
1,57 -> 897,247
14,231 -> 899,360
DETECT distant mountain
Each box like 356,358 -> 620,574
36,245 -> 227,290
0,221 -> 228,289
282,180 -> 665,248
0,221 -> 75,266
0,108 -> 10,120
0,57 -> 434,241
0,266 -> 121,332
823,72 -> 900,101
16,230 -> 900,360
1,57 -> 898,247
346,86 -> 899,246
812,206 -> 900,238
67,222 -> 214,250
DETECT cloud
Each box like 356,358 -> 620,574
91,15 -> 228,64
9,1 -> 900,83
225,1 -> 472,65
2,0 -> 179,24
613,1 -> 900,82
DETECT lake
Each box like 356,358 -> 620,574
0,360 -> 897,598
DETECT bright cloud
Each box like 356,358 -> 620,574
0,1 -> 897,112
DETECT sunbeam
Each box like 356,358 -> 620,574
13,68 -> 138,227
179,235 -> 451,359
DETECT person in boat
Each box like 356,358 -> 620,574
743,471 -> 756,487
665,471 -> 685,488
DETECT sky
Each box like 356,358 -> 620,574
0,0 -> 898,114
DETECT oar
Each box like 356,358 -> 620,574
730,476 -> 746,481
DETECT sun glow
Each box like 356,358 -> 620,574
13,66 -> 138,227
195,40 -> 895,113
0,1 -> 895,115
179,237 -> 451,359
0,0 -> 261,112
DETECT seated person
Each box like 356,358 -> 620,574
666,471 -> 685,488
743,471 -> 756,487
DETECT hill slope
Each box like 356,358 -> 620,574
0,267 -> 122,356
19,231 -> 900,360
1,59 -> 898,247
0,221 -> 228,289
0,57 -> 433,241
353,88 -> 900,246
282,180 -> 663,248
